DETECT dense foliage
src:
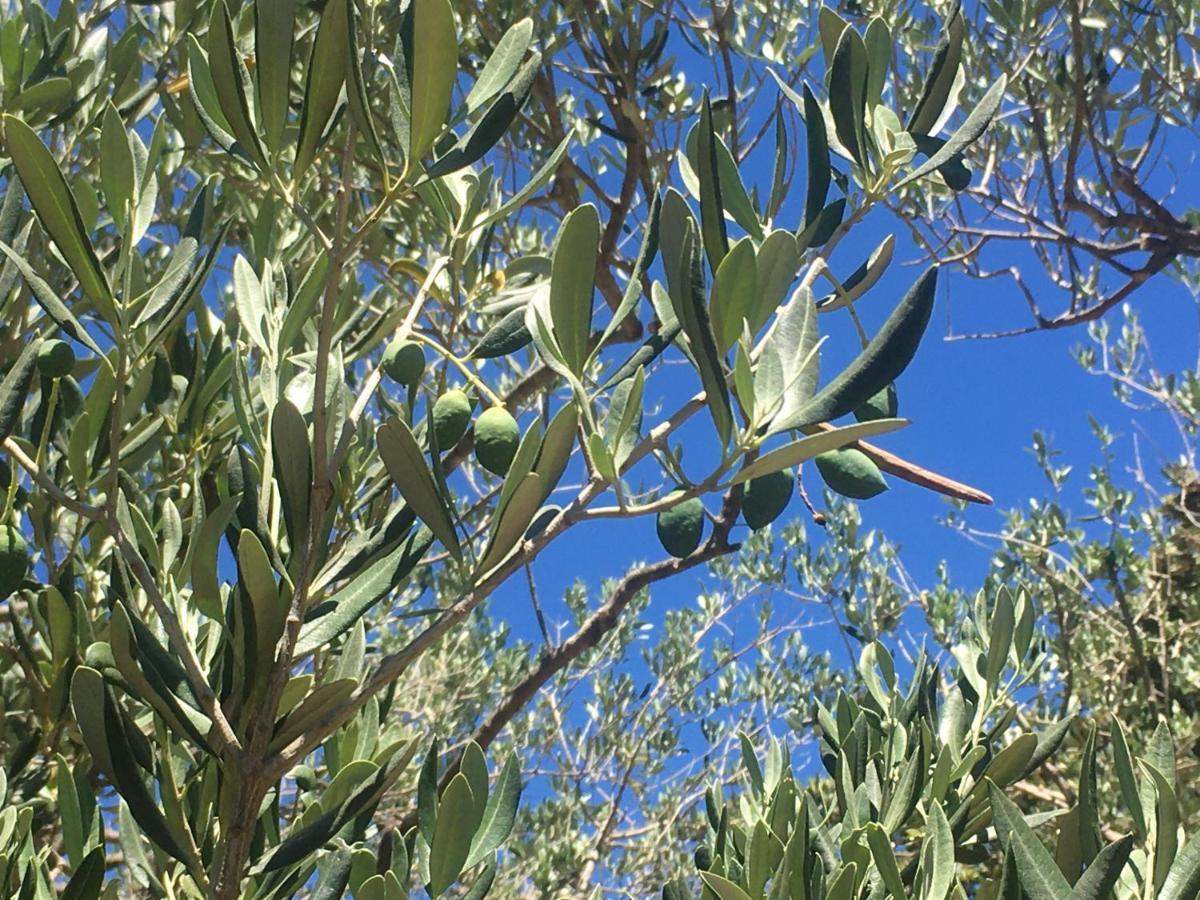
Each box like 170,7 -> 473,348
0,0 -> 1197,897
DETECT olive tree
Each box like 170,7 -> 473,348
0,0 -> 1048,895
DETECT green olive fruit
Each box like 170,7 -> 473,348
381,339 -> 425,385
84,641 -> 116,670
432,390 -> 473,449
0,524 -> 29,599
742,468 -> 794,530
656,493 -> 705,558
814,448 -> 888,499
473,406 -> 519,475
37,340 -> 75,378
853,383 -> 898,423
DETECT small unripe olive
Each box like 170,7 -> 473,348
381,339 -> 425,385
432,389 -> 472,449
473,406 -> 519,475
37,340 -> 75,379
656,492 -> 705,558
814,448 -> 888,499
742,468 -> 793,530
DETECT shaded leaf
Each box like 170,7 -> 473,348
377,416 -> 462,561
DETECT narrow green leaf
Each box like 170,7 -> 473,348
345,0 -> 383,162
271,399 -> 312,550
1077,723 -> 1102,867
1143,760 -> 1179,892
476,472 -> 542,576
532,403 -> 577,499
667,224 -> 731,445
900,75 -> 1006,188
864,18 -> 891,108
866,822 -> 905,898
427,52 -> 540,178
0,339 -> 41,440
1072,835 -> 1133,900
2,115 -> 114,316
986,588 -> 1015,690
472,135 -> 570,232
828,26 -> 870,167
696,92 -> 729,269
1021,716 -> 1074,780
796,197 -> 845,251
800,82 -> 831,229
817,234 -> 895,311
238,529 -> 285,674
268,679 -> 356,753
709,237 -> 757,354
470,304 -> 533,360
990,782 -> 1075,900
1110,719 -> 1146,839
294,0 -> 351,179
683,123 -> 762,240
429,773 -> 475,896
255,0 -> 295,155
599,321 -> 681,391
772,266 -> 936,431
747,229 -> 800,335
377,416 -> 462,561
186,37 -> 237,151
592,190 -> 662,359
408,0 -> 457,166
734,422 -> 902,487
906,1 -> 965,135
923,802 -> 955,899
208,0 -> 269,169
144,221 -> 231,352
549,203 -> 600,373
734,418 -> 906,484
463,18 -> 534,113
756,286 -> 819,431
466,754 -> 521,868
698,872 -> 753,900
100,102 -> 135,232
102,686 -> 194,865
190,492 -> 241,619
60,847 -> 104,900
297,526 -> 433,655
1161,831 -> 1200,900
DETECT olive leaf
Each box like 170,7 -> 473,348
696,92 -> 729,270
295,0 -> 352,180
771,266 -> 936,431
828,26 -> 870,169
733,418 -> 907,483
272,399 -> 313,550
377,415 -> 462,562
462,18 -> 535,114
254,0 -> 295,156
906,0 -> 965,136
407,0 -> 458,167
2,115 -> 115,319
207,0 -> 269,170
548,203 -> 600,374
666,223 -> 732,447
816,234 -> 895,312
901,76 -> 1007,188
